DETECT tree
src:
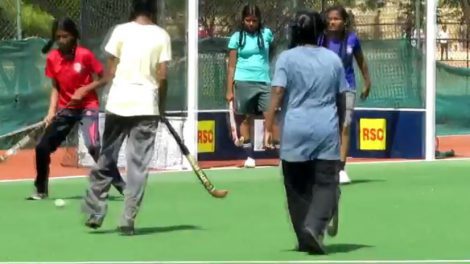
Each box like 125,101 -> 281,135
0,0 -> 18,39
439,0 -> 470,45
0,0 -> 53,39
440,0 -> 470,23
23,0 -> 80,21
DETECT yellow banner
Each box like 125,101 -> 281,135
198,120 -> 215,153
359,118 -> 387,150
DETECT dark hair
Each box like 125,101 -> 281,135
129,0 -> 157,21
238,4 -> 265,50
42,17 -> 80,54
288,10 -> 325,48
324,5 -> 350,31
320,5 -> 351,64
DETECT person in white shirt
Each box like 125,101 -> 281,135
411,27 -> 425,50
82,0 -> 171,235
439,25 -> 450,60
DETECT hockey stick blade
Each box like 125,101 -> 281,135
163,118 -> 228,198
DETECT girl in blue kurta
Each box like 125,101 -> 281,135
265,10 -> 348,255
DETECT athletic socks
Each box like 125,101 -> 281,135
242,139 -> 254,159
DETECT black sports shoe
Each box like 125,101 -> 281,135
304,227 -> 327,255
85,214 -> 104,229
117,226 -> 135,236
327,207 -> 339,237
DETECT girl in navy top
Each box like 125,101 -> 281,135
319,5 -> 371,184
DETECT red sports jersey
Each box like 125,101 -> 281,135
45,46 -> 103,109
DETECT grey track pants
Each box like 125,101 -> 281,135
82,113 -> 159,227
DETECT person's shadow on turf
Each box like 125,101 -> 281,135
284,243 -> 372,254
346,179 -> 386,186
326,243 -> 373,254
90,225 -> 202,236
59,195 -> 123,201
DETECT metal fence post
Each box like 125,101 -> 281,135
16,0 -> 22,40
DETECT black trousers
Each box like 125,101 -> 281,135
34,109 -> 124,194
281,159 -> 339,247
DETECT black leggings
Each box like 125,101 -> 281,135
282,159 -> 339,246
34,109 -> 124,194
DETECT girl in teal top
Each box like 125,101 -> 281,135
226,4 -> 276,168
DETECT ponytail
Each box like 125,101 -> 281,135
41,39 -> 54,54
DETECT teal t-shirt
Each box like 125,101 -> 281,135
228,28 -> 273,83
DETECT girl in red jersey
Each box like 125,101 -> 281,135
27,18 -> 125,200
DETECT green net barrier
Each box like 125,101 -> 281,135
355,39 -> 424,108
436,61 -> 470,135
0,38 -> 49,141
195,38 -> 425,110
1,37 -> 470,150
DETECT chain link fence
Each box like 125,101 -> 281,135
28,0 -> 80,21
437,22 -> 470,68
80,0 -> 130,40
0,1 -> 466,44
0,0 -> 20,40
196,0 -> 432,111
199,0 -> 405,40
1,0 -> 470,151
0,0 -> 424,41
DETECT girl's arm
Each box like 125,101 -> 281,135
44,80 -> 59,125
70,73 -> 106,106
264,86 -> 284,148
157,61 -> 168,116
226,50 -> 237,102
70,53 -> 108,105
354,49 -> 371,100
83,73 -> 106,92
106,56 -> 119,81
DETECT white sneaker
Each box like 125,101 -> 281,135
339,170 -> 351,184
244,157 -> 256,168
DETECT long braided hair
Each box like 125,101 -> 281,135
320,5 -> 351,66
237,4 -> 265,50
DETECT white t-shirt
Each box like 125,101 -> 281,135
104,22 -> 172,116
438,30 -> 449,44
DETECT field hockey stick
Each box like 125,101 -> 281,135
0,107 -> 68,163
162,117 -> 228,199
228,101 -> 244,147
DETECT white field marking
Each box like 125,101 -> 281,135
2,155 -> 470,184
166,107 -> 428,114
166,107 -> 426,114
3,259 -> 470,264
0,175 -> 88,183
354,107 -> 425,112
348,157 -> 470,165
436,134 -> 470,138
